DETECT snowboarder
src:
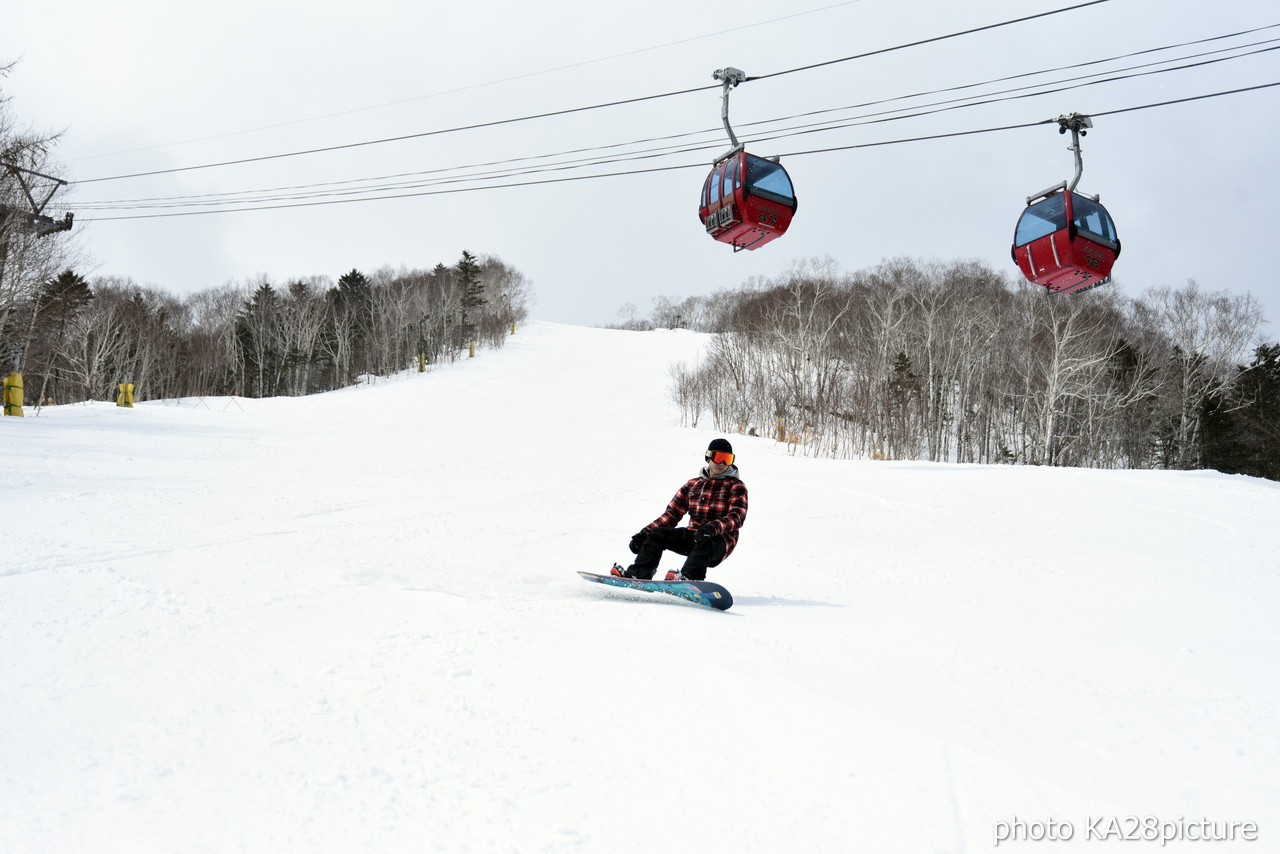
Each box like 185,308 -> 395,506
613,438 -> 748,582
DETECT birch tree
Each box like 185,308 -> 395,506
1145,281 -> 1264,468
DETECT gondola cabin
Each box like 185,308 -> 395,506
1012,189 -> 1120,294
699,150 -> 796,251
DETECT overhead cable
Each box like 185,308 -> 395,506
73,0 -> 1113,186
81,26 -> 1273,207
75,39 -> 1280,212
77,80 -> 1280,222
748,0 -> 1114,82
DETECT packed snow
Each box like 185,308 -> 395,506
2,321 -> 1277,853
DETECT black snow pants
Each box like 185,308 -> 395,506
627,527 -> 726,581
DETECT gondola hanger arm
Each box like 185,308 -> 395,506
1056,112 -> 1092,193
712,67 -> 747,159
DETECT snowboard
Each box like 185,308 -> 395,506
578,570 -> 734,612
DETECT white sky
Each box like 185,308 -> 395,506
4,0 -> 1279,333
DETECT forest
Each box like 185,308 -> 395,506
619,258 -> 1279,480
1,255 -> 533,405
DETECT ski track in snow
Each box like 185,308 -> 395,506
2,321 -> 1277,853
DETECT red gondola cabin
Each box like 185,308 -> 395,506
1012,189 -> 1120,294
699,150 -> 797,251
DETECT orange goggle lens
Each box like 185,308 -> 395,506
705,450 -> 735,465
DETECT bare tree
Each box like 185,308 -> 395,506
479,254 -> 533,344
183,283 -> 248,396
277,279 -> 328,394
1005,286 -> 1127,465
61,286 -> 127,402
1144,281 -> 1264,468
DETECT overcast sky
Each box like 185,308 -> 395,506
4,0 -> 1279,334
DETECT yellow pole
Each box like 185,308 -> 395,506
116,382 -> 134,408
2,373 -> 23,417
418,352 -> 426,373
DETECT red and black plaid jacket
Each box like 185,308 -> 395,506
645,465 -> 748,559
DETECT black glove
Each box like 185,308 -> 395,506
693,525 -> 716,546
629,529 -> 650,554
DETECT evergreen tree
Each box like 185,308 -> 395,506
235,282 -> 281,397
29,269 -> 93,405
336,268 -> 371,306
333,268 -> 373,377
1202,343 -> 1280,480
38,269 -> 93,312
884,351 -> 924,460
456,250 -> 485,350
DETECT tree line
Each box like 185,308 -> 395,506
1,253 -> 533,406
620,258 -> 1277,481
4,68 -> 533,407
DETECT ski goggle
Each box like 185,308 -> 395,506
705,450 -> 735,465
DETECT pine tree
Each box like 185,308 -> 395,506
1202,343 -> 1280,480
235,282 -> 281,397
333,268 -> 373,378
456,250 -> 485,354
29,269 -> 93,405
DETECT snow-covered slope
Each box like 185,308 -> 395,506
2,321 -> 1276,853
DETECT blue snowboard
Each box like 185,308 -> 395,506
578,570 -> 733,611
